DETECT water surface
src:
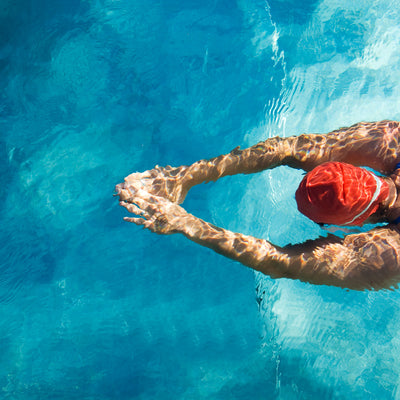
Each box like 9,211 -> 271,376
2,0 -> 400,399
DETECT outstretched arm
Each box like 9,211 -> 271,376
117,121 -> 400,204
184,120 -> 400,181
119,190 -> 400,291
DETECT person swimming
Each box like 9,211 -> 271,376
115,120 -> 400,291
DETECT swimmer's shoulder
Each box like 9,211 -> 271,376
343,223 -> 400,256
341,224 -> 400,289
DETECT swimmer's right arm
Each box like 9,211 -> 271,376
117,120 -> 399,204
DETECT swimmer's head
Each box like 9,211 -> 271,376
295,162 -> 390,226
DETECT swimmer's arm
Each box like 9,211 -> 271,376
181,217 -> 400,291
117,121 -> 399,204
120,191 -> 400,291
183,121 -> 400,187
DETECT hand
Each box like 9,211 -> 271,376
115,165 -> 189,204
119,189 -> 190,234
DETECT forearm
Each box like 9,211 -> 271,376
180,213 -> 295,278
181,136 -> 292,189
179,214 -> 347,287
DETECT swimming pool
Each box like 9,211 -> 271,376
2,0 -> 400,398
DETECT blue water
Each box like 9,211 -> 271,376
3,0 -> 400,399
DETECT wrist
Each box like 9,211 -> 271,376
180,213 -> 200,237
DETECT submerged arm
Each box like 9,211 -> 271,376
118,121 -> 400,204
119,190 -> 400,291
181,216 -> 400,290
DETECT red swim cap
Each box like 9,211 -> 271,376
295,162 -> 390,226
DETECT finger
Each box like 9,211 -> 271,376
123,216 -> 147,225
124,178 -> 153,195
126,196 -> 152,211
118,186 -> 155,203
117,187 -> 135,201
119,201 -> 149,218
114,183 -> 124,195
131,191 -> 165,209
115,182 -> 134,197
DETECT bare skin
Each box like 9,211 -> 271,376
116,120 -> 400,291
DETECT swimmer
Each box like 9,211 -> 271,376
115,120 -> 400,291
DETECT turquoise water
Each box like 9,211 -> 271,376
3,0 -> 400,398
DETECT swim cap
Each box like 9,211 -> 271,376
295,162 -> 390,226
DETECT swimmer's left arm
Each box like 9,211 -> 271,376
119,191 -> 400,291
181,220 -> 400,291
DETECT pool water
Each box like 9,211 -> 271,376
2,0 -> 400,399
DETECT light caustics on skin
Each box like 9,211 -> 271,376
116,121 -> 400,291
